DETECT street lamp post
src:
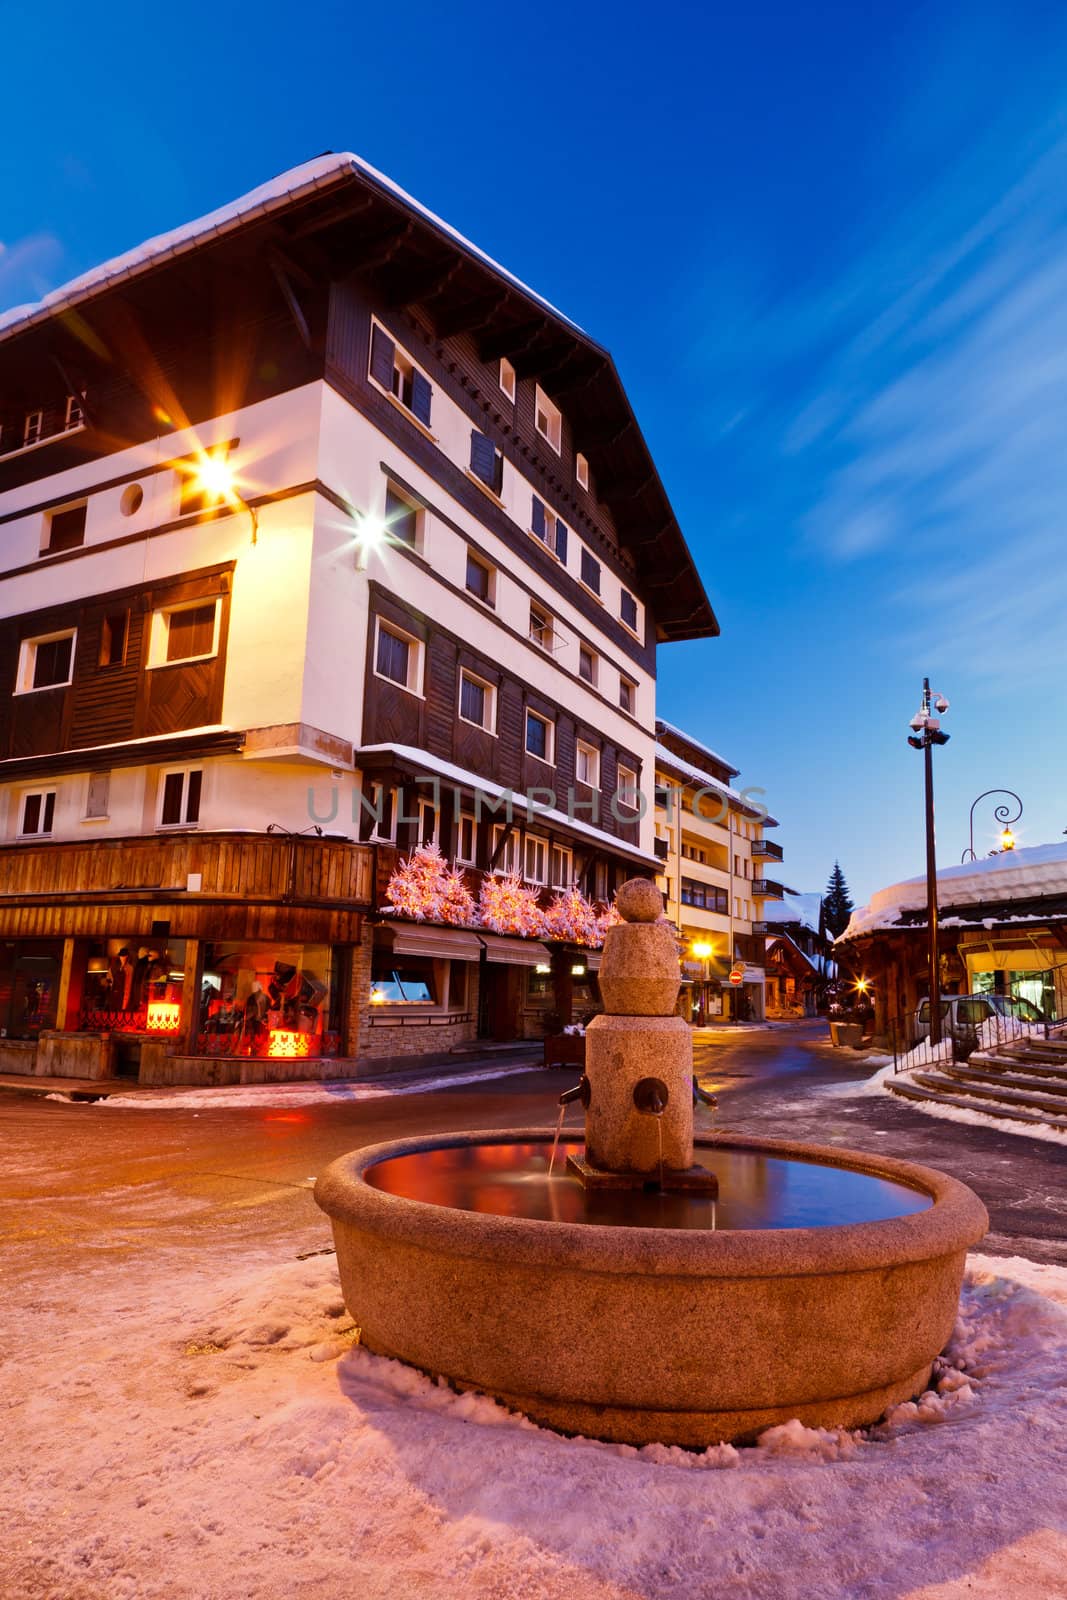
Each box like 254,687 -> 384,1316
961,790 -> 1022,863
691,940 -> 713,1026
907,679 -> 950,1047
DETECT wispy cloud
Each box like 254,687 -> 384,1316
0,232 -> 65,318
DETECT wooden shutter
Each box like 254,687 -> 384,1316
470,430 -> 497,487
531,497 -> 545,538
411,370 -> 432,426
554,519 -> 569,563
370,325 -> 395,389
581,550 -> 601,593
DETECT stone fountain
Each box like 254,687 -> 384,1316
315,880 -> 987,1445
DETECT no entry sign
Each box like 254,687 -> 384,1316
729,966 -> 744,986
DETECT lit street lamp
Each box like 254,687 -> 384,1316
961,790 -> 1022,863
907,678 -> 950,1047
691,940 -> 714,1026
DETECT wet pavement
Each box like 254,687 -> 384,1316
2,1019 -> 1064,1268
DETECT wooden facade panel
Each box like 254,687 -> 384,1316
10,687 -> 66,758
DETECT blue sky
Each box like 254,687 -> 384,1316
3,0 -> 1065,902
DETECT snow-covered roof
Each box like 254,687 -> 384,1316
654,720 -> 739,778
839,841 -> 1067,942
358,744 -> 659,867
765,891 -> 823,935
765,931 -> 835,978
653,743 -> 778,825
0,152 -> 587,345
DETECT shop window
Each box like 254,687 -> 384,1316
370,959 -> 436,1005
79,938 -> 188,1030
20,790 -> 56,837
198,942 -> 336,1056
159,768 -> 202,828
0,940 -> 63,1037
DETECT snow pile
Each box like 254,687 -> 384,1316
976,1014 -> 1048,1051
840,840 -> 1067,940
96,1060 -> 535,1109
5,1232 -> 1067,1600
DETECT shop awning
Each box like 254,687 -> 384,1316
380,922 -> 484,962
479,935 -> 553,968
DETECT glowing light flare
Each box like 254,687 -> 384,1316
1000,827 -> 1016,852
854,978 -> 870,994
691,941 -> 714,961
192,452 -> 238,505
145,1001 -> 181,1032
268,1029 -> 312,1058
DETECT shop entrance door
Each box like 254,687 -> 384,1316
0,941 -> 63,1038
478,962 -> 519,1040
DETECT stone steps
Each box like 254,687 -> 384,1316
969,1049 -> 1067,1080
944,1062 -> 1067,1097
885,1074 -> 1067,1132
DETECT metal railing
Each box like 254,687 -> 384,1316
887,1010 -> 1066,1072
752,840 -> 784,861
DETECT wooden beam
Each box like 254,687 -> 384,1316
380,254 -> 464,310
432,284 -> 511,340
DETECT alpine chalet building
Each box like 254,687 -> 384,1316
0,153 -> 717,1084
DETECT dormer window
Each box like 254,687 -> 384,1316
534,386 -> 562,454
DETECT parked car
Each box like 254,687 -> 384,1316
915,993 -> 1046,1055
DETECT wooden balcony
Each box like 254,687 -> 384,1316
0,830 -> 376,942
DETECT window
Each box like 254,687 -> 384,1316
619,675 -> 636,715
524,834 -> 548,885
20,791 -> 56,837
578,644 -> 598,686
465,551 -> 494,604
359,782 -> 396,843
99,612 -> 128,668
576,740 -> 600,788
374,619 -> 422,694
525,709 -> 554,764
617,764 -> 639,809
369,324 -> 432,427
681,878 -> 728,913
159,769 -> 202,828
576,452 -> 589,490
45,501 -> 87,554
18,631 -> 76,693
456,814 -> 477,865
620,588 -> 638,631
179,448 -> 230,516
24,412 -> 42,447
490,824 -> 521,875
469,430 -> 503,495
163,602 -> 217,664
550,843 -> 573,888
580,549 -> 602,596
371,960 -> 436,1005
499,358 -> 517,402
534,385 -> 562,453
459,670 -> 495,732
384,484 -> 421,547
85,772 -> 110,819
417,800 -> 438,847
530,496 -> 568,562
65,394 -> 85,429
529,603 -> 555,651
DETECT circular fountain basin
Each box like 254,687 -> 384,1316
314,1129 -> 988,1446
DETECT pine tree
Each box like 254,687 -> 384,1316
823,861 -> 854,939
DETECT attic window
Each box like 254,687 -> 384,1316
534,386 -> 561,454
499,358 -> 516,402
576,452 -> 589,490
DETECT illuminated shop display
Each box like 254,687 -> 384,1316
198,943 -> 338,1058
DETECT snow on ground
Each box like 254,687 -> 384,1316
64,1061 -> 537,1110
4,1225 -> 1067,1600
839,1055 -> 1067,1146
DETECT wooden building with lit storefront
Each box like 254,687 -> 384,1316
0,152 -> 717,1084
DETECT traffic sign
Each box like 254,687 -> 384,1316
729,966 -> 744,986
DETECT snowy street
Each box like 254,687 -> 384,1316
4,1025 -> 1067,1598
